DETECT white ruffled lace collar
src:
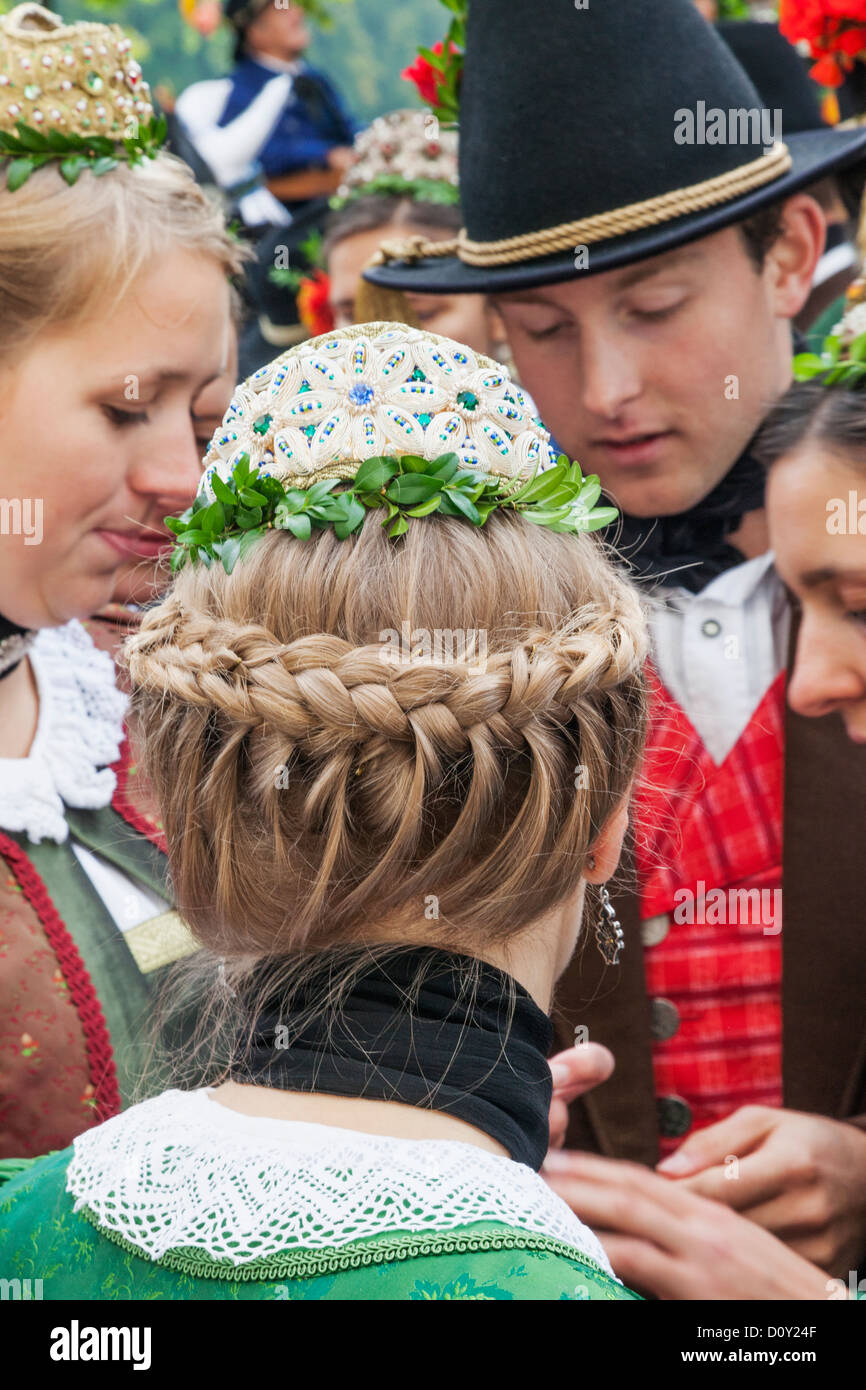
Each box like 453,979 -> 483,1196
67,1088 -> 615,1276
0,620 -> 128,844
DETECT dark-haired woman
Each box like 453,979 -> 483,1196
755,338 -> 866,742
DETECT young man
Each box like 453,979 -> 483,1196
366,0 -> 866,1278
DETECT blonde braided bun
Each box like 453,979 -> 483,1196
126,511 -> 648,955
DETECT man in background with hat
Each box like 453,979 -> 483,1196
367,0 -> 866,1282
176,0 -> 359,221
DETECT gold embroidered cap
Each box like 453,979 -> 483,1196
0,3 -> 153,142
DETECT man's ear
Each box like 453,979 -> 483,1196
584,796 -> 630,885
765,193 -> 826,320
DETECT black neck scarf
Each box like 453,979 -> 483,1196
229,947 -> 554,1171
609,443 -> 767,595
0,613 -> 32,682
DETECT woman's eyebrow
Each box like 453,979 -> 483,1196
800,565 -> 866,588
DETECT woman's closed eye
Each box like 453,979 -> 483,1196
102,404 -> 149,428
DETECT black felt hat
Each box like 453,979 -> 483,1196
716,20 -> 823,134
364,0 -> 866,295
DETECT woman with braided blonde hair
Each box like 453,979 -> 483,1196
0,322 -> 650,1300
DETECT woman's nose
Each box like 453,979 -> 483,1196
127,414 -> 205,512
788,611 -> 866,719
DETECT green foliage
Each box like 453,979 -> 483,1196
331,172 -> 460,210
0,114 -> 166,188
416,0 -> 466,126
793,333 -> 866,389
717,0 -> 752,18
168,452 -> 619,573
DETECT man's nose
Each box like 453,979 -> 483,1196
579,334 -> 642,419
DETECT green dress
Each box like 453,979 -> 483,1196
0,1089 -> 638,1302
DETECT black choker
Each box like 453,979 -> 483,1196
610,445 -> 767,595
229,947 -> 555,1170
0,614 -> 34,682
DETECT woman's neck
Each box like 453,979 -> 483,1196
0,656 -> 39,758
210,1080 -> 512,1156
211,907 -> 583,1155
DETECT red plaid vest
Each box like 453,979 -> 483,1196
633,663 -> 786,1156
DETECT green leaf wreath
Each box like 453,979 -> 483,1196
330,173 -> 461,211
792,332 -> 866,388
0,114 -> 167,189
166,451 -> 619,575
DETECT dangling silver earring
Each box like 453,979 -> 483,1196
595,886 -> 624,966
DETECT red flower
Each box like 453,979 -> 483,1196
780,0 -> 866,70
297,270 -> 335,338
401,41 -> 459,107
811,53 -> 845,87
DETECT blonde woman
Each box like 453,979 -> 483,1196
0,4 -> 245,1157
0,321 -> 649,1298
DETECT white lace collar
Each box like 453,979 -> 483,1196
66,1088 -> 615,1276
0,620 -> 128,844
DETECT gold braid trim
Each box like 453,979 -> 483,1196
368,144 -> 792,270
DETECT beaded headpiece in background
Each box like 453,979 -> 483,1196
167,323 -> 617,573
0,4 -> 163,188
333,109 -> 459,209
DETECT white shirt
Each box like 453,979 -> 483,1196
646,551 -> 791,765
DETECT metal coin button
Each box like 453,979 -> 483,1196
657,1095 -> 692,1139
640,913 -> 670,948
650,997 -> 680,1042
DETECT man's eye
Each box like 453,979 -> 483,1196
103,405 -> 149,427
631,301 -> 684,322
524,320 -> 568,340
847,608 -> 866,627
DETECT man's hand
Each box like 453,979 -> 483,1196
542,1149 -> 841,1300
547,1043 -> 614,1150
656,1106 -> 866,1277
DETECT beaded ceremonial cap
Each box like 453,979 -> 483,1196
0,4 -> 152,140
202,322 -> 556,493
168,323 -> 616,573
334,109 -> 459,208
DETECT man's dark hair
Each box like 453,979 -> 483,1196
739,202 -> 786,272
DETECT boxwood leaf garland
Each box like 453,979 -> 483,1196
0,114 -> 167,189
167,451 -> 618,575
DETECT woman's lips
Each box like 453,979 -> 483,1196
593,431 -> 674,467
93,529 -> 173,560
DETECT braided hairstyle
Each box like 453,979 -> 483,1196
125,510 -> 648,957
